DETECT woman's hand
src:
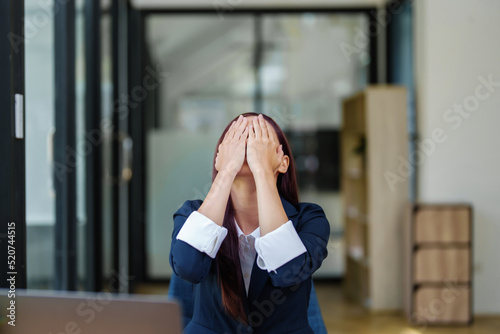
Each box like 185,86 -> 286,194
246,114 -> 284,176
215,115 -> 249,177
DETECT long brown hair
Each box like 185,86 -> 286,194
212,112 -> 299,323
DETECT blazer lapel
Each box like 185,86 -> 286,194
280,196 -> 299,221
246,196 -> 299,306
246,254 -> 267,306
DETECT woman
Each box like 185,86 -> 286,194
170,113 -> 330,334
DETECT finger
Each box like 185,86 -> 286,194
277,144 -> 284,159
245,127 -> 250,145
253,117 -> 261,138
238,126 -> 249,141
234,117 -> 248,140
223,121 -> 237,141
264,119 -> 278,143
258,114 -> 269,139
248,123 -> 255,141
228,115 -> 245,140
233,115 -> 247,139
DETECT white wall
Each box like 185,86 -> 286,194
415,0 -> 500,314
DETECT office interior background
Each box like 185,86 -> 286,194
1,0 -> 500,333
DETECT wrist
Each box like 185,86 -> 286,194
252,169 -> 275,183
217,169 -> 238,181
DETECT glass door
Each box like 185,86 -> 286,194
23,0 -> 117,292
25,0 -> 57,289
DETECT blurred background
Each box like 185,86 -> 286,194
1,0 -> 499,333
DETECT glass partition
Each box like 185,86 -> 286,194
261,13 -> 369,277
144,13 -> 369,279
145,14 -> 255,278
25,0 -> 56,289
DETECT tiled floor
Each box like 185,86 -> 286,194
135,282 -> 500,333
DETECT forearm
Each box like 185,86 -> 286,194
197,170 -> 236,226
254,171 -> 289,236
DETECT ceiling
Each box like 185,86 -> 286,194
131,0 -> 387,10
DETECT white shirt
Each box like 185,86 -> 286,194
176,210 -> 307,295
234,221 -> 259,295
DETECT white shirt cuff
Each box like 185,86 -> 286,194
176,211 -> 228,259
255,220 -> 307,273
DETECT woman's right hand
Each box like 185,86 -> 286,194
215,115 -> 249,176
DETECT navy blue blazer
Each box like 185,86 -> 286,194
169,196 -> 330,334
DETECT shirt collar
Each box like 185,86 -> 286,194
234,218 -> 260,239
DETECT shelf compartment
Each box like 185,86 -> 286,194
414,207 -> 471,243
414,248 -> 470,283
413,286 -> 471,324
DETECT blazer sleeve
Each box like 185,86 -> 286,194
169,200 -> 216,284
267,203 -> 330,288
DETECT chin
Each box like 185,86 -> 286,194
236,163 -> 253,177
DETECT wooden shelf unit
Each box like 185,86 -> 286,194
341,86 -> 409,311
404,204 -> 473,326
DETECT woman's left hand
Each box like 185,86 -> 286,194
246,114 -> 284,176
